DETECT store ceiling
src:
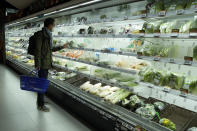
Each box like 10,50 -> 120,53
6,0 -> 37,9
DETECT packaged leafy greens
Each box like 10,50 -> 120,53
193,45 -> 197,60
165,0 -> 176,12
143,21 -> 162,33
180,18 -> 197,33
186,0 -> 195,9
148,0 -> 164,14
141,44 -> 169,57
175,0 -> 187,10
161,73 -> 185,90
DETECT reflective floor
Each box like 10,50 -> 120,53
0,64 -> 93,131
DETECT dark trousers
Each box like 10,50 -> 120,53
37,69 -> 48,107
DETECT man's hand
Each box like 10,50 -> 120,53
36,67 -> 40,71
63,43 -> 68,48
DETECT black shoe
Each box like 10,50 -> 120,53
44,101 -> 50,104
37,105 -> 50,112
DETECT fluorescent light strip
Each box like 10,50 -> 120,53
24,17 -> 37,21
44,11 -> 58,16
59,0 -> 102,12
8,0 -> 103,26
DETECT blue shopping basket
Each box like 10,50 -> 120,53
20,70 -> 49,93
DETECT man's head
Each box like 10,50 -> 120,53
44,18 -> 55,32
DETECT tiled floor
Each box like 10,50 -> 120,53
0,64 -> 93,131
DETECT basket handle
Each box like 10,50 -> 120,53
29,69 -> 38,76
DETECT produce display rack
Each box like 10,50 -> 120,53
6,56 -> 171,131
6,0 -> 197,131
7,44 -> 197,69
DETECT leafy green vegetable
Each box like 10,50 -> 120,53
193,45 -> 197,60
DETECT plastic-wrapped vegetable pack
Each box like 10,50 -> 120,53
148,0 -> 164,14
159,118 -> 176,131
175,0 -> 187,10
180,18 -> 197,33
187,127 -> 197,131
136,104 -> 156,119
160,20 -> 185,33
161,73 -> 185,90
143,21 -> 162,33
141,43 -> 169,57
165,0 -> 176,12
193,45 -> 197,60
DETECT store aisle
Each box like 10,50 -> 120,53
0,64 -> 94,131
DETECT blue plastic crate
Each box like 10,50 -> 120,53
20,75 -> 49,94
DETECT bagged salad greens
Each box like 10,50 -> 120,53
148,0 -> 164,14
143,21 -> 162,33
129,95 -> 144,108
188,80 -> 197,95
186,0 -> 195,9
180,19 -> 197,33
136,104 -> 156,119
141,44 -> 169,57
161,73 -> 185,90
154,102 -> 165,111
193,45 -> 197,60
175,0 -> 187,10
165,0 -> 176,12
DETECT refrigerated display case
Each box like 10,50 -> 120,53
5,0 -> 197,131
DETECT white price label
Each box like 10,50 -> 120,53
158,11 -> 166,16
154,57 -> 160,61
169,58 -> 175,63
139,33 -> 145,37
154,33 -> 160,37
163,87 -> 170,92
180,91 -> 188,97
176,9 -> 184,15
141,14 -> 147,18
184,60 -> 192,65
171,33 -> 178,37
189,33 -> 197,37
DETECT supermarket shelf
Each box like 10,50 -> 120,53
65,47 -> 197,68
7,44 -> 197,68
53,54 -> 138,75
53,63 -> 197,105
139,82 -> 197,102
53,33 -> 197,39
6,57 -> 171,131
8,33 -> 197,39
53,64 -> 135,92
6,45 -> 27,50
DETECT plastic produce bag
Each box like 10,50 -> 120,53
136,104 -> 156,119
187,127 -> 197,131
180,18 -> 197,33
148,0 -> 164,14
154,102 -> 165,111
159,118 -> 176,131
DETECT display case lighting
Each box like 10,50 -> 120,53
7,0 -> 103,26
58,0 -> 102,12
44,11 -> 58,16
24,17 -> 37,21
